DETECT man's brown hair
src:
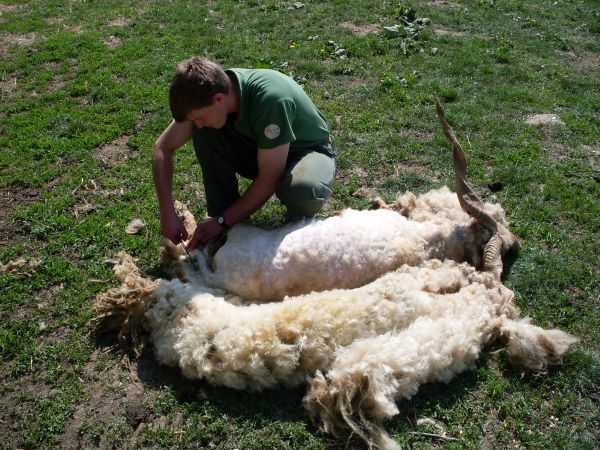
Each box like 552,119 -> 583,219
169,57 -> 231,122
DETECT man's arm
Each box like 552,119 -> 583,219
187,143 -> 289,250
152,120 -> 194,243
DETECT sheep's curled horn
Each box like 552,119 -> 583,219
434,95 -> 505,280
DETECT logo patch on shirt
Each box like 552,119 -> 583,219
264,124 -> 281,140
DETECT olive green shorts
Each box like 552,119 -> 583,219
192,118 -> 336,220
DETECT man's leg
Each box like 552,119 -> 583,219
192,120 -> 258,217
275,146 -> 336,221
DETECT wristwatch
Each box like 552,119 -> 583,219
217,215 -> 230,230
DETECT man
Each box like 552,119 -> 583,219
152,57 -> 336,250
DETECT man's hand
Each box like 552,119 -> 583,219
152,120 -> 194,243
187,218 -> 225,251
161,213 -> 188,244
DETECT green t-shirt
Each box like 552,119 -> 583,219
226,68 -> 330,151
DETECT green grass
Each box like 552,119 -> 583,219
1,0 -> 599,448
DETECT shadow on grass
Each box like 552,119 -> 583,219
133,347 -> 309,422
128,343 -> 497,448
500,245 -> 520,281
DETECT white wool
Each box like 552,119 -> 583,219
136,253 -> 574,448
304,312 -> 577,448
394,186 -> 510,227
305,314 -> 493,447
144,260 -> 517,391
194,188 -> 509,301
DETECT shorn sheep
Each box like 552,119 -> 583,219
94,99 -> 577,449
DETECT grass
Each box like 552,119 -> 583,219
1,0 -> 598,448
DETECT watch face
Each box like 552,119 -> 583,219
218,216 -> 225,225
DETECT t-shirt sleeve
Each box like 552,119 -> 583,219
254,99 -> 296,149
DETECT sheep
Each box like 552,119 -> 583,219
188,98 -> 518,301
95,252 -> 576,449
92,98 -> 576,449
144,258 -> 517,390
191,189 -> 513,301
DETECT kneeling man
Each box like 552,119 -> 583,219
152,57 -> 336,250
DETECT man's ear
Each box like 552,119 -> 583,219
213,93 -> 226,103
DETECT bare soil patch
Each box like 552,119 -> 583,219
524,113 -> 564,126
2,31 -> 37,46
340,21 -> 381,37
0,76 -> 18,95
394,162 -> 440,182
0,183 -> 40,246
399,128 -> 435,141
102,35 -> 123,49
559,49 -> 600,73
1,32 -> 39,57
48,75 -> 65,91
35,283 -> 65,310
578,50 -> 599,73
60,348 -> 203,449
93,134 -> 138,167
428,0 -> 465,8
0,375 -> 58,448
47,70 -> 66,91
580,144 -> 600,170
542,141 -> 571,163
0,3 -> 19,13
60,350 -> 148,449
106,17 -> 133,27
45,17 -> 85,34
434,26 -> 465,37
